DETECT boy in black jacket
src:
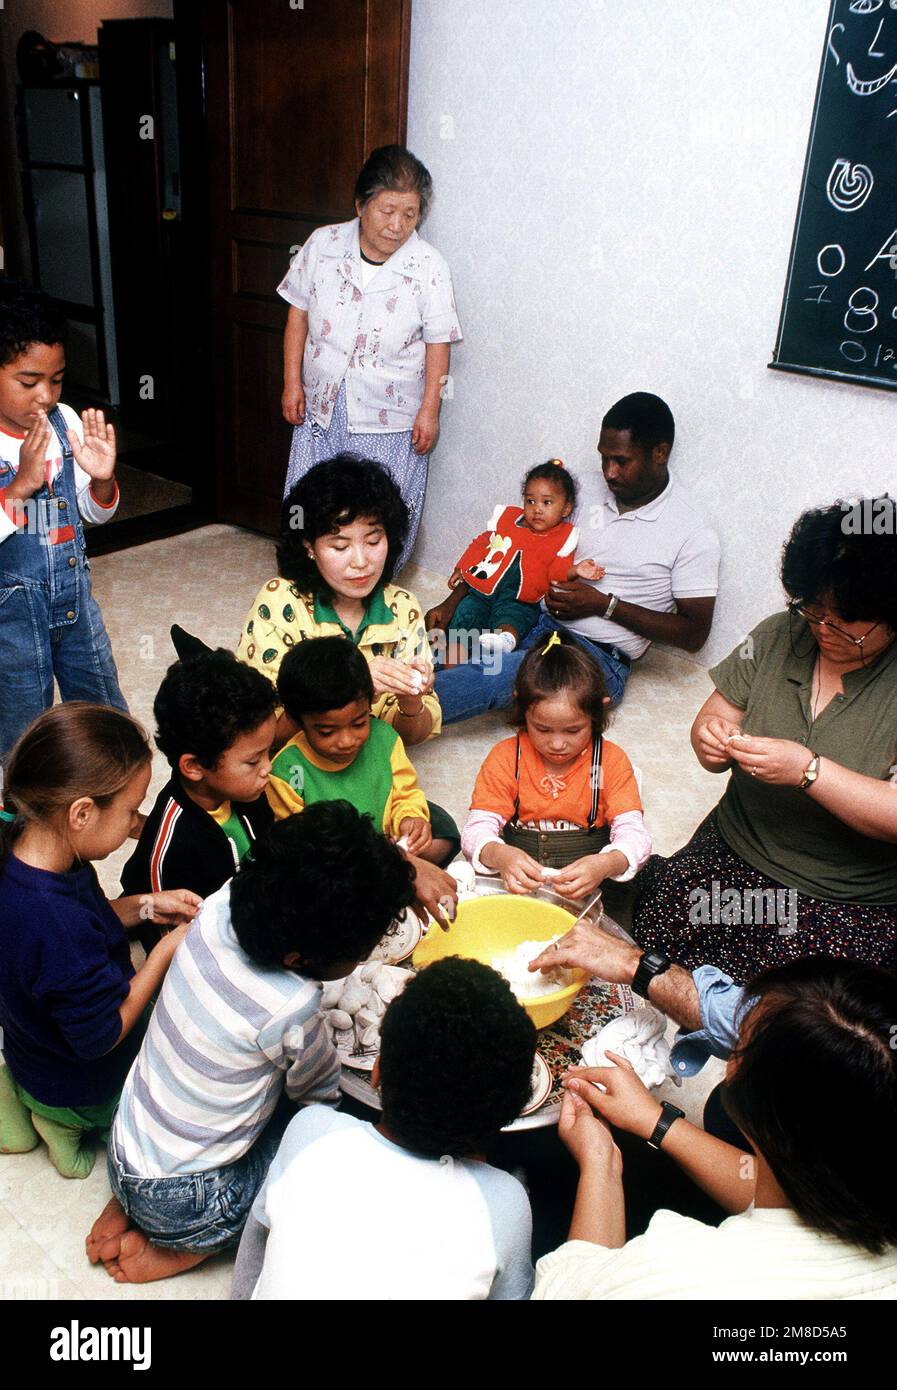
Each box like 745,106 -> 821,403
121,650 -> 277,948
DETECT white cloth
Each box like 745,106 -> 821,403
562,472 -> 720,659
580,1005 -> 673,1089
277,219 -> 462,433
0,404 -> 119,542
533,1207 -> 897,1301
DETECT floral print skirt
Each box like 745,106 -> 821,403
632,810 -> 897,982
284,380 -> 428,573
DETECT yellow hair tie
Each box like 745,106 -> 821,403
541,630 -> 562,656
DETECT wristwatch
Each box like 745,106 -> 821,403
799,753 -> 820,790
632,948 -> 672,998
647,1101 -> 685,1150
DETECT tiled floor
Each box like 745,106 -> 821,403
0,525 -> 725,1300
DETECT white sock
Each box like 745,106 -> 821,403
479,630 -> 517,655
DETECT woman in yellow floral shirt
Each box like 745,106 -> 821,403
238,455 -> 441,748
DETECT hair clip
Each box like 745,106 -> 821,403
0,808 -> 16,823
541,630 -> 562,656
548,458 -> 565,469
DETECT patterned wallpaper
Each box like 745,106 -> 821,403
406,0 -> 896,666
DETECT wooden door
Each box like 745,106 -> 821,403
196,0 -> 411,534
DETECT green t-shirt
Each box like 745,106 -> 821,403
711,611 -> 897,903
270,717 -> 399,831
208,802 -> 252,867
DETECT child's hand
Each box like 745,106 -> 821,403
69,408 -> 116,481
571,558 -> 606,583
447,568 -> 465,590
550,855 -> 607,900
564,1052 -> 663,1140
282,382 -> 306,426
398,817 -> 432,855
558,1086 -> 622,1174
140,889 -> 203,928
150,918 -> 191,963
491,844 -> 544,895
7,411 -> 51,500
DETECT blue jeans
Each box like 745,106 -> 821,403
0,579 -> 127,759
0,405 -> 126,760
106,1104 -> 292,1253
434,613 -> 631,723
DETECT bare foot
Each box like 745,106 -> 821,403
86,1196 -> 131,1265
106,1228 -> 209,1284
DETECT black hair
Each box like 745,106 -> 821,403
724,956 -> 897,1254
153,649 -> 276,771
523,459 -> 577,510
379,958 -> 536,1157
277,636 -> 374,722
0,275 -> 67,367
510,631 -> 610,736
229,801 -> 415,972
601,392 -> 675,452
781,499 -> 897,632
276,454 -> 409,597
354,145 -> 433,221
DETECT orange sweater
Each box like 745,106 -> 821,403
470,732 -> 642,828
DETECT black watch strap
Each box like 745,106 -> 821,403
647,1101 -> 685,1150
632,948 -> 672,998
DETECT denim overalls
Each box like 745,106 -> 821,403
0,406 -> 126,758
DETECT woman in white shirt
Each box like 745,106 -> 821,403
533,955 -> 897,1300
278,146 -> 462,571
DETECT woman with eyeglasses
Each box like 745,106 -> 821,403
632,499 -> 897,978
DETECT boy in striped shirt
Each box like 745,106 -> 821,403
87,801 -> 416,1284
121,649 -> 277,949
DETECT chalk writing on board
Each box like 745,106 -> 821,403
867,16 -> 886,53
826,158 -> 874,209
845,58 -> 897,92
828,21 -> 845,62
773,0 -> 897,389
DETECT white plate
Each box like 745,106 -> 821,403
368,912 -> 425,964
520,1051 -> 552,1116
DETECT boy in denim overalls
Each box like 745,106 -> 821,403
0,278 -> 126,759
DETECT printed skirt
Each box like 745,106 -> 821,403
632,810 -> 897,982
284,380 -> 428,573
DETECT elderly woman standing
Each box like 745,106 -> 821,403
279,146 -> 462,571
632,500 -> 897,979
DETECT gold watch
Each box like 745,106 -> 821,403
799,753 -> 819,790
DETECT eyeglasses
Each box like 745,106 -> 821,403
789,602 -> 880,650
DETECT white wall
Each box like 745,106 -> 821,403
407,0 -> 897,666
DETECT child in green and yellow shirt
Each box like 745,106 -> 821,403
267,637 -> 459,866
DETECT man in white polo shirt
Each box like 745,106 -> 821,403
435,392 -> 720,720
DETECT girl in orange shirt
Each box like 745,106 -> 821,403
461,633 -> 650,900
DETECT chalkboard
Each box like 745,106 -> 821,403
771,0 -> 897,392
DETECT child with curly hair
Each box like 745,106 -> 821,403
232,957 -> 536,1300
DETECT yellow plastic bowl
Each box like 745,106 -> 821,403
412,894 -> 585,1030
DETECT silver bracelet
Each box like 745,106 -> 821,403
604,593 -> 619,620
